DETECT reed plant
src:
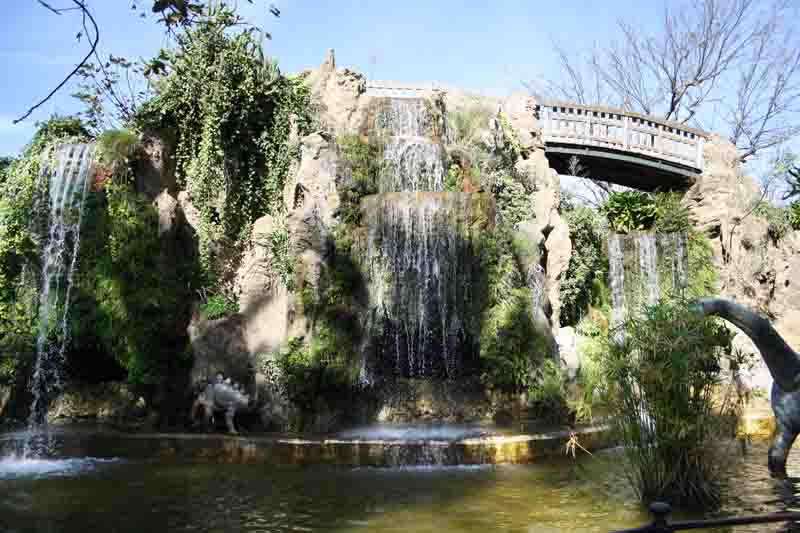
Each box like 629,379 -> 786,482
603,297 -> 749,508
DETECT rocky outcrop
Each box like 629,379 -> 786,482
135,129 -> 177,201
300,49 -> 368,133
46,382 -> 147,426
685,135 -> 800,393
188,314 -> 252,386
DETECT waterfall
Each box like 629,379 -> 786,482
374,98 -> 436,138
362,193 -> 483,379
608,231 -> 690,326
24,144 -> 94,456
637,233 -> 660,306
608,232 -> 626,329
360,98 -> 490,381
379,137 -> 445,193
662,232 -> 688,293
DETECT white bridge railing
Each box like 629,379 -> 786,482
366,80 -> 443,99
365,81 -> 707,171
537,101 -> 706,171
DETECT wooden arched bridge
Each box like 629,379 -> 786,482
366,81 -> 709,191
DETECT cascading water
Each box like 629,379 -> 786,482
607,232 -> 626,330
607,231 -> 689,324
360,98 -> 492,381
23,143 -> 94,458
637,233 -> 660,306
362,193 -> 487,378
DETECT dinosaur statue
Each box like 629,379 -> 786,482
693,298 -> 800,477
190,374 -> 251,434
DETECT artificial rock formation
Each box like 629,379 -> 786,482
686,135 -> 800,393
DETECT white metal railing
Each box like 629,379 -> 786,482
365,80 -> 442,99
536,101 -> 706,170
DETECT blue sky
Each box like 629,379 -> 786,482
0,0 -> 670,157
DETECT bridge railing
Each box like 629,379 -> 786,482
366,81 -> 443,99
537,101 -> 707,171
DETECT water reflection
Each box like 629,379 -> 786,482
3,442 -> 800,532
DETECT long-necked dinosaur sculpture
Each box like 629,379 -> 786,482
693,298 -> 800,476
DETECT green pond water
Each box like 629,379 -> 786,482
1,441 -> 799,533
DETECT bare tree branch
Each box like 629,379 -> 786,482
14,0 -> 98,124
534,0 -> 800,162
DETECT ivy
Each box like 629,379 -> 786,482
134,6 -> 311,286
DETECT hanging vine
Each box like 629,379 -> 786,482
134,5 -> 311,286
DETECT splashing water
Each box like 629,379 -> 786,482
23,144 -> 94,458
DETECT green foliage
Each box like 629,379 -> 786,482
263,226 -> 296,290
0,117 -> 91,384
337,134 -> 383,226
0,156 -> 14,183
492,173 -> 533,228
569,315 -> 611,423
96,129 -> 140,167
480,287 -> 548,390
602,297 -> 749,507
134,5 -> 311,284
445,104 -> 492,184
270,335 -> 356,424
445,164 -> 463,192
687,229 -> 717,298
653,192 -> 692,233
199,293 -> 238,320
790,202 -> 800,231
560,206 -> 608,326
497,111 -> 530,160
527,359 -> 572,423
601,191 -> 659,232
71,179 -> 198,384
752,200 -> 800,242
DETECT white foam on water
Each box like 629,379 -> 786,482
0,456 -> 122,479
336,424 -> 495,442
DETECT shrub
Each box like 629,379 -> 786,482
559,206 -> 608,326
71,179 -> 198,384
653,192 -> 692,233
601,191 -> 659,232
199,293 -> 238,320
480,288 -> 548,390
96,129 -> 140,168
527,359 -> 571,424
602,297 -> 750,508
336,134 -> 383,226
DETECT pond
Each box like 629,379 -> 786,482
2,439 -> 799,533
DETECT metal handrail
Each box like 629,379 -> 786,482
611,501 -> 800,532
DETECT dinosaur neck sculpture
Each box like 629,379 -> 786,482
694,299 -> 800,391
693,298 -> 800,476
